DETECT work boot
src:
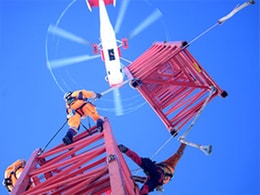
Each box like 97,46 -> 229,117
96,118 -> 104,132
118,144 -> 128,153
62,135 -> 73,145
62,129 -> 74,145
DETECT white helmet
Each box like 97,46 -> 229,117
64,91 -> 73,100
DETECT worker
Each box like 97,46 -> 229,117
63,89 -> 104,145
118,143 -> 187,195
3,159 -> 26,192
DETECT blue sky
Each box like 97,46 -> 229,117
0,0 -> 259,194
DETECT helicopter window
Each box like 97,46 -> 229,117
108,49 -> 115,61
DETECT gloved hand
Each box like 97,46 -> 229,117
118,144 -> 128,153
67,109 -> 76,118
96,93 -> 102,99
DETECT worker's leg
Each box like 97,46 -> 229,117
124,149 -> 164,194
164,143 -> 186,168
67,113 -> 81,131
125,149 -> 162,178
127,155 -> 163,194
82,104 -> 102,121
63,114 -> 81,145
140,183 -> 149,195
83,104 -> 104,131
140,168 -> 164,194
124,148 -> 160,173
125,148 -> 143,166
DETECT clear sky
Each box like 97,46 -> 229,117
0,0 -> 259,194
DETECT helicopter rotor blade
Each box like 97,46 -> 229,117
114,0 -> 130,34
47,54 -> 100,69
128,9 -> 162,40
48,25 -> 90,45
113,87 -> 124,116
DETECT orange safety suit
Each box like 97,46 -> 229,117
66,90 -> 102,132
4,159 -> 26,192
158,143 -> 186,185
120,143 -> 186,194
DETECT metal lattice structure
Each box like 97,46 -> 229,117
10,41 -> 227,194
11,119 -> 139,195
125,41 -> 227,134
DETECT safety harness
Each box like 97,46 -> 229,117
66,92 -> 91,117
3,160 -> 26,192
4,177 -> 13,192
156,163 -> 174,184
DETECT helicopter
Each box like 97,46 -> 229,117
86,0 -> 127,87
47,0 -> 163,115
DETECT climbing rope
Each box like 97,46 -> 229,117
40,119 -> 67,154
150,136 -> 175,160
39,82 -> 131,155
80,120 -> 93,135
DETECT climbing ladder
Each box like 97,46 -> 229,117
11,119 -> 139,195
125,41 -> 227,134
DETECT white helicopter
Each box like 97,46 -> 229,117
86,0 -> 126,87
47,0 -> 163,115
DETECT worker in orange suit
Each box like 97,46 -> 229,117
62,89 -> 104,145
118,143 -> 186,195
3,159 -> 26,192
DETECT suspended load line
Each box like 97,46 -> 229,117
11,119 -> 139,195
125,41 -> 228,135
188,0 -> 255,46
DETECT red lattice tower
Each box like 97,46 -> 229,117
125,41 -> 227,134
11,119 -> 139,195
